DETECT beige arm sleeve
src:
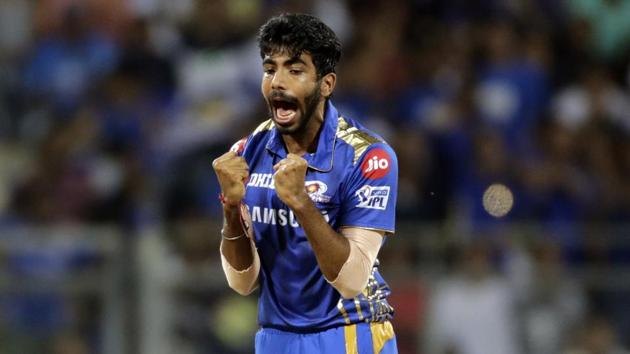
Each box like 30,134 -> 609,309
327,228 -> 384,299
220,238 -> 260,296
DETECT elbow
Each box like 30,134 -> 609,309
331,275 -> 369,299
220,241 -> 260,296
338,285 -> 364,299
327,244 -> 373,299
228,280 -> 258,296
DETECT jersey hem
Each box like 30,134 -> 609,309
260,319 -> 391,334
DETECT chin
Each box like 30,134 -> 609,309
274,122 -> 300,135
272,113 -> 304,134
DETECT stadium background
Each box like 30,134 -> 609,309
0,0 -> 630,353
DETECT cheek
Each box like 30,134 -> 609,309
261,78 -> 270,95
297,82 -> 318,101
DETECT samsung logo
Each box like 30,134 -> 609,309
244,205 -> 330,227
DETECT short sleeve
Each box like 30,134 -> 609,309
229,137 -> 248,156
338,143 -> 398,234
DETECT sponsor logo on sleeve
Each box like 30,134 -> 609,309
356,185 -> 390,210
361,148 -> 391,179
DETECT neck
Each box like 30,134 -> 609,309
282,100 -> 326,155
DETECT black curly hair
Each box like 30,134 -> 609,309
257,13 -> 342,79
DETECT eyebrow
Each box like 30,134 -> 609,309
285,57 -> 307,66
262,56 -> 307,66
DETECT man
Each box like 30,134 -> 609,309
212,13 -> 398,354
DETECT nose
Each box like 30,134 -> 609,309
271,70 -> 286,91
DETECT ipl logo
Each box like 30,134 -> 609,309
356,185 -> 390,210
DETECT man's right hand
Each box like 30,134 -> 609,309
212,151 -> 249,206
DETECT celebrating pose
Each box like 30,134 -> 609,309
212,13 -> 399,354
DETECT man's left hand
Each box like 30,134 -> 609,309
273,154 -> 310,209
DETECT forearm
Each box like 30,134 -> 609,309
331,229 -> 382,298
220,238 -> 260,295
219,203 -> 260,295
220,204 -> 254,270
290,196 -> 350,281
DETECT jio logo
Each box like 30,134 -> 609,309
361,148 -> 391,179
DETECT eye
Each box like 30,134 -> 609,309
264,68 -> 275,75
289,69 -> 302,75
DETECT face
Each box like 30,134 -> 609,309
261,51 -> 331,135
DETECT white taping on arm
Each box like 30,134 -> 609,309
327,228 -> 384,299
220,238 -> 260,295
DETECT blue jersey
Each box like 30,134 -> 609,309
237,101 -> 397,332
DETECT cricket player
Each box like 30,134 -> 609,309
212,13 -> 399,354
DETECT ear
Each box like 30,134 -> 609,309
320,73 -> 336,99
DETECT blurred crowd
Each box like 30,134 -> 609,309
1,0 -> 629,229
0,0 -> 629,353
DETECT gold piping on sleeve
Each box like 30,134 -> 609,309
337,299 -> 352,325
252,119 -> 274,136
354,298 -> 364,321
336,117 -> 382,164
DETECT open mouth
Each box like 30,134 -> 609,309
272,98 -> 298,125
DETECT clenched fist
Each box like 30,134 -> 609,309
273,154 -> 310,209
212,151 -> 249,206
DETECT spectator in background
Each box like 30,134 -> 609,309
333,0 -> 409,129
540,63 -> 630,222
425,241 -> 519,354
564,316 -> 630,354
519,119 -> 590,225
456,128 -> 524,230
21,4 -> 118,114
519,240 -> 586,354
552,65 -> 630,133
565,0 -> 630,63
391,129 -> 440,220
117,18 -> 176,104
474,20 -> 550,153
9,113 -> 102,224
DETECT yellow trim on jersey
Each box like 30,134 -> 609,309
337,300 -> 352,325
336,117 -> 381,164
252,119 -> 274,136
354,298 -> 364,321
370,321 -> 395,354
344,324 -> 358,354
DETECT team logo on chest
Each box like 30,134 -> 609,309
305,181 -> 331,203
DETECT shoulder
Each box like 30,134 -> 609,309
251,119 -> 275,137
230,119 -> 274,155
335,116 -> 396,167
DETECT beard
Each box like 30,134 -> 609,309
267,83 -> 322,135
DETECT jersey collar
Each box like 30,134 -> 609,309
265,100 -> 338,172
